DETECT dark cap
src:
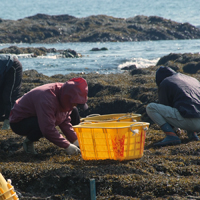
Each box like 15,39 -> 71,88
77,103 -> 88,110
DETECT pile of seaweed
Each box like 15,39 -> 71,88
0,52 -> 200,200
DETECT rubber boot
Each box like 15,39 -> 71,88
154,123 -> 181,147
23,137 -> 37,155
2,119 -> 10,130
154,135 -> 181,147
187,131 -> 199,141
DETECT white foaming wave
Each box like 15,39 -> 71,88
0,53 -> 34,58
37,55 -> 58,59
1,53 -> 60,59
17,53 -> 34,58
118,57 -> 160,70
37,54 -> 74,59
19,54 -> 61,59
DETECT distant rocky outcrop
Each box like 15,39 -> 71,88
0,14 -> 200,43
0,46 -> 82,57
0,46 -> 57,57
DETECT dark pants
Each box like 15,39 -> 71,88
10,107 -> 81,141
0,58 -> 22,120
10,117 -> 42,141
70,107 -> 80,125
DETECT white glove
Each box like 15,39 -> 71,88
73,139 -> 79,147
2,119 -> 10,130
65,144 -> 80,155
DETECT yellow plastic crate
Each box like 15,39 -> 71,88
81,113 -> 141,123
0,173 -> 18,200
73,122 -> 149,161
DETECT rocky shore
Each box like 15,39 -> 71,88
0,14 -> 200,43
0,46 -> 83,58
0,52 -> 200,199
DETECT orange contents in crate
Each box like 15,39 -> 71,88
111,134 -> 125,160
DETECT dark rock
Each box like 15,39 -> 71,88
23,69 -> 47,78
121,65 -> 137,70
0,46 -> 54,56
161,61 -> 180,71
100,47 -> 108,51
0,46 -> 82,57
156,53 -> 182,66
156,52 -> 200,74
61,48 -> 82,58
90,47 -> 108,51
0,14 -> 200,43
130,68 -> 149,75
183,62 -> 200,74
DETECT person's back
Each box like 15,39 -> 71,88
158,72 -> 200,118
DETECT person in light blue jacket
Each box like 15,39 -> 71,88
146,66 -> 200,147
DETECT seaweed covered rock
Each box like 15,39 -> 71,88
0,46 -> 57,56
0,14 -> 200,43
156,52 -> 200,74
60,49 -> 82,58
0,46 -> 82,57
1,52 -> 200,199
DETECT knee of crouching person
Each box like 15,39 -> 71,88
146,103 -> 157,114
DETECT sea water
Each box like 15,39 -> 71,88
0,0 -> 200,76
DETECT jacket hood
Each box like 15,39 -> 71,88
156,66 -> 177,86
59,77 -> 88,112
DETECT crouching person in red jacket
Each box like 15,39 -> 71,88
9,77 -> 88,155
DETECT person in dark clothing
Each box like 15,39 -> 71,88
70,106 -> 81,125
146,66 -> 200,147
0,55 -> 22,130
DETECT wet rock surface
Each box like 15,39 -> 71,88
0,53 -> 200,200
0,14 -> 200,43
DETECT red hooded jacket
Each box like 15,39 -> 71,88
9,77 -> 88,148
